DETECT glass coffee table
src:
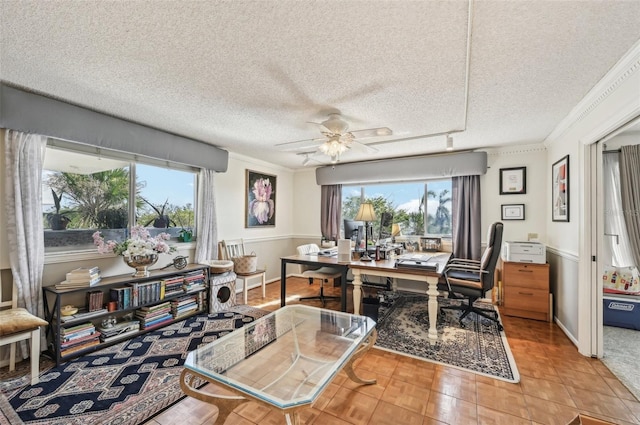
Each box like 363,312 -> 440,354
180,305 -> 377,424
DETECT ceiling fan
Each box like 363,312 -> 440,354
276,113 -> 392,164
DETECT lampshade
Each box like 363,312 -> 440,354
391,223 -> 401,237
354,202 -> 376,222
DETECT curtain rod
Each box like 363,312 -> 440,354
603,149 -> 621,153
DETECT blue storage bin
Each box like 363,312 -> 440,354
603,297 -> 640,330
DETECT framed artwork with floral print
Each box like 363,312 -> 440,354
245,169 -> 276,227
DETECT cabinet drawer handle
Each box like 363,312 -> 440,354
518,269 -> 533,273
518,292 -> 534,296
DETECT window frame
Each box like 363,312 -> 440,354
43,140 -> 199,261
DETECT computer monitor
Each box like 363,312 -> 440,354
344,219 -> 364,248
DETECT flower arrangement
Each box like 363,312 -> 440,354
92,225 -> 175,257
249,177 -> 274,224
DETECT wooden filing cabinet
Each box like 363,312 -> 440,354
500,261 -> 550,322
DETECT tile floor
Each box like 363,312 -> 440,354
144,278 -> 640,425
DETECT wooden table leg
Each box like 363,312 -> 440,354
426,276 -> 439,340
352,269 -> 363,315
180,369 -> 249,424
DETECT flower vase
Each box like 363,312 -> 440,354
123,254 -> 159,277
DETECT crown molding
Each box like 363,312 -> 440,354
545,39 -> 640,147
483,143 -> 546,156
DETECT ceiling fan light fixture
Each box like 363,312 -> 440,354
319,138 -> 349,159
301,154 -> 310,166
446,134 -> 454,151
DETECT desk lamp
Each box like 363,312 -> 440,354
354,202 -> 376,261
391,223 -> 401,243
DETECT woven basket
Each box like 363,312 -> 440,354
232,253 -> 257,274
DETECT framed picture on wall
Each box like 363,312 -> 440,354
245,169 -> 276,227
499,167 -> 526,194
552,155 -> 569,222
501,204 -> 525,220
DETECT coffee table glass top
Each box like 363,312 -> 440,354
184,305 -> 376,409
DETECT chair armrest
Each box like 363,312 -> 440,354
445,263 -> 481,273
448,258 -> 481,266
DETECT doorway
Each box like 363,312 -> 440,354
595,117 -> 640,400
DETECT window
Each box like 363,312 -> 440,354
342,180 -> 452,239
42,144 -> 197,252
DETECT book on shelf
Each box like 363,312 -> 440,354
101,328 -> 139,344
61,339 -> 101,356
61,328 -> 97,342
65,267 -> 102,285
61,321 -> 95,334
86,290 -> 104,312
61,331 -> 101,348
141,316 -> 173,330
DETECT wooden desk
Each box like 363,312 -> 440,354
280,252 -> 451,339
350,253 -> 451,340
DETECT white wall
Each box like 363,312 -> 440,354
544,40 -> 640,355
216,152 -> 294,241
481,144 -> 547,245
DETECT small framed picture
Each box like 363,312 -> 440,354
552,155 -> 569,222
501,204 -> 525,220
499,167 -> 526,195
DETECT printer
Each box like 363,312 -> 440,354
502,241 -> 546,264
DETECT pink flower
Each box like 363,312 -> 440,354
249,178 -> 274,224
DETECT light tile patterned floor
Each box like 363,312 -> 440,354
144,277 -> 640,425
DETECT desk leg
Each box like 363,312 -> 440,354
280,260 -> 287,307
427,276 -> 439,340
352,269 -> 363,315
341,268 -> 348,312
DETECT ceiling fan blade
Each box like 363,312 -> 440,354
351,140 -> 379,153
275,137 -> 327,151
349,127 -> 393,139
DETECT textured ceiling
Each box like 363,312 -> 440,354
1,1 -> 639,169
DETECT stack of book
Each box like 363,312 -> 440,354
161,276 -> 185,298
110,286 -> 133,310
170,294 -> 199,319
183,270 -> 206,293
98,320 -> 140,343
86,290 -> 104,312
136,301 -> 172,330
60,322 -> 101,356
129,280 -> 163,306
56,267 -> 101,289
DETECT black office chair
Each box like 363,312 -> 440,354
440,222 -> 504,330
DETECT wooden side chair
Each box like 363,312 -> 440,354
219,239 -> 266,304
0,281 -> 48,385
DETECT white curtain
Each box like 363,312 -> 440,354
603,152 -> 635,267
4,130 -> 47,359
194,169 -> 218,263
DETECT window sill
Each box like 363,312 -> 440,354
44,241 -> 196,265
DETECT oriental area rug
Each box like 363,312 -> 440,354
0,305 -> 268,425
374,291 -> 520,383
